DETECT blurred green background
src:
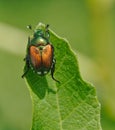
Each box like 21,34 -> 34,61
0,0 -> 115,130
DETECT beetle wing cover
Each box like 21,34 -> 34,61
42,44 -> 53,68
29,46 -> 41,68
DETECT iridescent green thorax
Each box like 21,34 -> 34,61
31,36 -> 48,46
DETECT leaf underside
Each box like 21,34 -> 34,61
24,23 -> 102,130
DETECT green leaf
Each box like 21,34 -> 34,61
24,23 -> 102,130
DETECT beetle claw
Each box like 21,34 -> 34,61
52,76 -> 60,83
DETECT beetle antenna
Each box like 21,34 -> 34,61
27,25 -> 32,30
45,24 -> 49,31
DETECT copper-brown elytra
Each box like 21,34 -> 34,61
22,23 -> 59,83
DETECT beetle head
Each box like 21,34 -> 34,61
34,23 -> 50,40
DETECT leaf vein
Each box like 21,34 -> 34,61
56,93 -> 63,130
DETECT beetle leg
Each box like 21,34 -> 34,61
22,55 -> 30,78
22,37 -> 31,78
28,36 -> 31,46
51,59 -> 60,83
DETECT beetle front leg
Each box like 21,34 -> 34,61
51,59 -> 60,83
22,37 -> 31,78
22,55 -> 30,78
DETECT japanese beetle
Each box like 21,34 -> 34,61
22,23 -> 59,83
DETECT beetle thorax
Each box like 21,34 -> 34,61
36,37 -> 47,45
